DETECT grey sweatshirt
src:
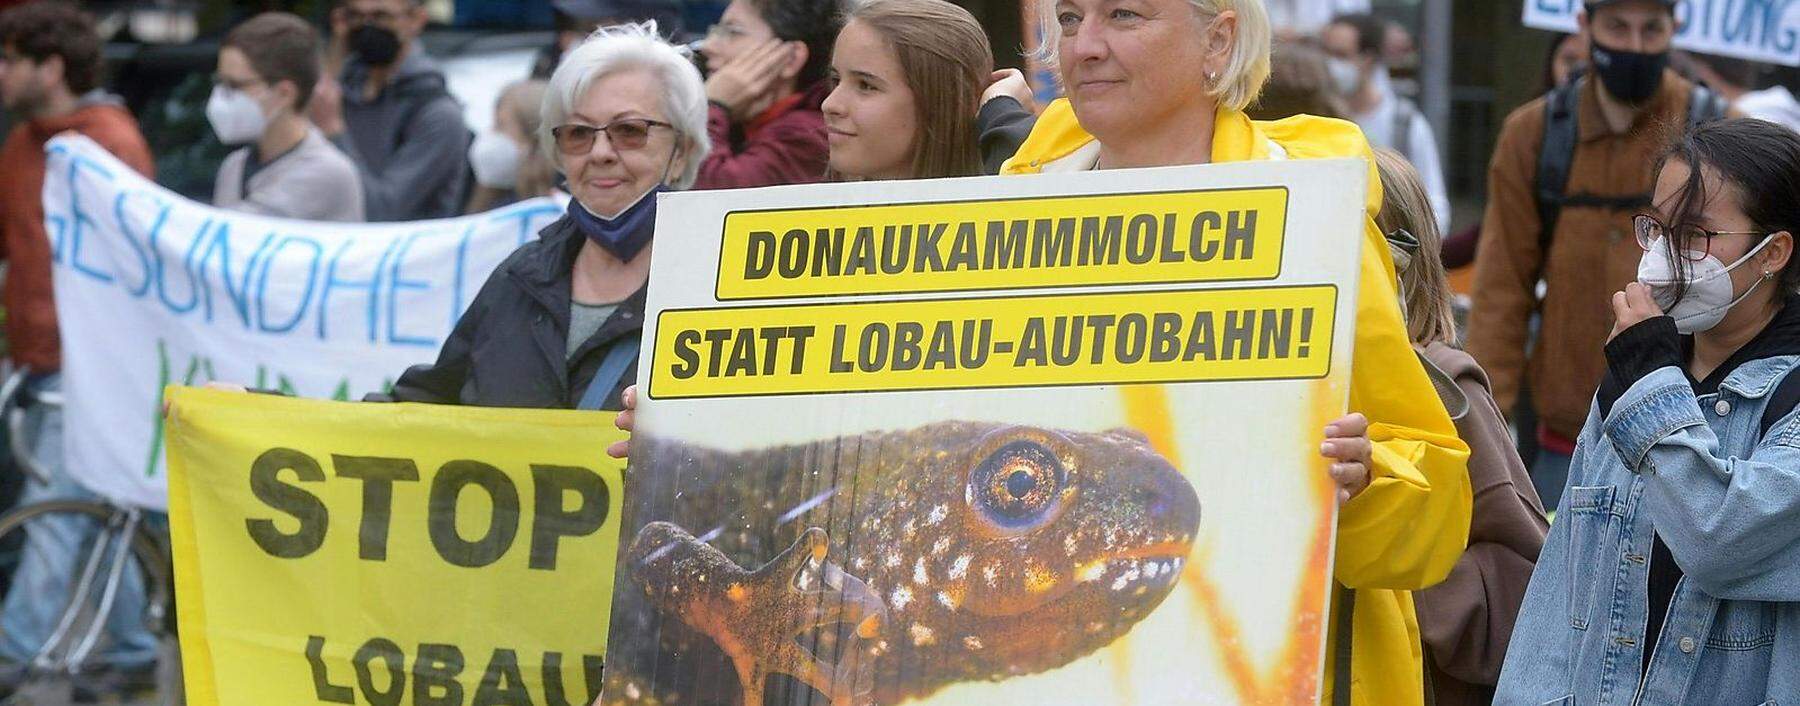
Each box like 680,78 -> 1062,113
333,50 -> 471,222
214,127 -> 365,222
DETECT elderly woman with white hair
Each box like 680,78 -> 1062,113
383,22 -> 709,410
994,1 -> 1471,704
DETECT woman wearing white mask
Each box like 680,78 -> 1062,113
464,79 -> 559,213
209,12 -> 365,222
1497,118 -> 1800,703
379,22 -> 708,411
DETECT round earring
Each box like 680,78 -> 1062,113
1206,70 -> 1219,84
1765,270 -> 1776,279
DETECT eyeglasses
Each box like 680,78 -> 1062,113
212,75 -> 265,93
551,118 -> 673,155
340,9 -> 402,26
704,22 -> 762,43
1633,213 -> 1766,262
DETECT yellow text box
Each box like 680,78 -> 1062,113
715,187 -> 1289,300
165,388 -> 624,706
649,285 -> 1336,399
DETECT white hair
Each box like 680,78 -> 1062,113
540,21 -> 711,188
1033,0 -> 1271,113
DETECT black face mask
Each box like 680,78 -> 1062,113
1590,38 -> 1668,105
349,24 -> 403,67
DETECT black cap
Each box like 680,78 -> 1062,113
553,0 -> 682,21
1585,0 -> 1677,9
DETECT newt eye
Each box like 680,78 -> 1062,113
970,440 -> 1065,529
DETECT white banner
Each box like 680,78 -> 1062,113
43,135 -> 565,510
1523,0 -> 1800,67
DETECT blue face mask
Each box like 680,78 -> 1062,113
569,185 -> 661,261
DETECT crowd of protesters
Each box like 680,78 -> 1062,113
5,0 -> 1800,703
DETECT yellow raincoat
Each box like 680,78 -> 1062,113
1002,100 -> 1473,706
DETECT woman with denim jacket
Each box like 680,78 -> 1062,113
1495,118 -> 1800,705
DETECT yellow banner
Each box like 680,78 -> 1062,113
648,284 -> 1336,399
164,387 -> 624,705
715,187 -> 1288,300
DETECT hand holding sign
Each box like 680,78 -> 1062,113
1321,413 -> 1372,505
164,387 -> 625,704
606,385 -> 637,459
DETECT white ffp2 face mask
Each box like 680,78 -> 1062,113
1637,234 -> 1775,333
1326,57 -> 1361,97
468,130 -> 524,189
206,85 -> 267,146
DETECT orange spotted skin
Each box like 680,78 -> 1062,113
605,421 -> 1200,706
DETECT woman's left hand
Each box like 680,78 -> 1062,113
1608,281 -> 1666,343
1321,413 -> 1372,505
605,385 -> 638,459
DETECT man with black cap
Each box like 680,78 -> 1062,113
310,0 -> 471,221
1467,0 -> 1729,510
530,0 -> 689,80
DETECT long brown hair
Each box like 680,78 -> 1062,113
845,0 -> 991,179
1374,149 -> 1458,346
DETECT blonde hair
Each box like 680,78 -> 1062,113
1373,149 -> 1457,346
1033,0 -> 1271,112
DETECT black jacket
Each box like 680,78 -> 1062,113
977,97 -> 1037,174
380,213 -> 643,410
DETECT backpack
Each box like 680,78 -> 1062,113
1533,76 -> 1729,252
1391,97 -> 1418,160
1761,366 -> 1800,437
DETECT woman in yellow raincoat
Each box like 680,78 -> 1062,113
996,0 -> 1471,703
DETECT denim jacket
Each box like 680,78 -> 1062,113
1495,355 -> 1800,706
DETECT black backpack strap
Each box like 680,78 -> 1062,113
1688,84 -> 1729,127
1392,97 -> 1416,158
1333,584 -> 1355,706
1759,364 -> 1800,438
1535,78 -> 1583,254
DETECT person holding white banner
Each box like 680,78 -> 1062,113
208,12 -> 365,222
0,2 -> 161,696
380,22 -> 708,411
996,0 -> 1472,704
619,0 -> 1471,703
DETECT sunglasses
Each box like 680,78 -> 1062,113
550,118 -> 673,155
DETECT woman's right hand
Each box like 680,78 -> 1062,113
981,69 -> 1036,112
704,40 -> 789,120
606,385 -> 638,459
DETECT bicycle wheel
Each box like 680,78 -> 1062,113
0,499 -> 175,701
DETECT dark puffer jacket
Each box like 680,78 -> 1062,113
380,214 -> 643,410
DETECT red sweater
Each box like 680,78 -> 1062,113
1,102 -> 155,373
693,80 -> 829,189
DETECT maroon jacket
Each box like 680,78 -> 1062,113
693,80 -> 829,189
1,101 -> 155,373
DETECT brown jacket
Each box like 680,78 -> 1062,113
1466,71 -> 1715,439
1413,343 -> 1549,705
0,101 -> 154,373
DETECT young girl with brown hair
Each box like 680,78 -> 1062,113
819,0 -> 992,180
1374,148 -> 1548,706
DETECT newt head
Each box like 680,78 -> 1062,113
861,421 -> 1199,680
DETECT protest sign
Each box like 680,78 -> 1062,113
605,159 -> 1367,705
43,135 -> 564,510
164,386 -> 624,705
1523,0 -> 1800,66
